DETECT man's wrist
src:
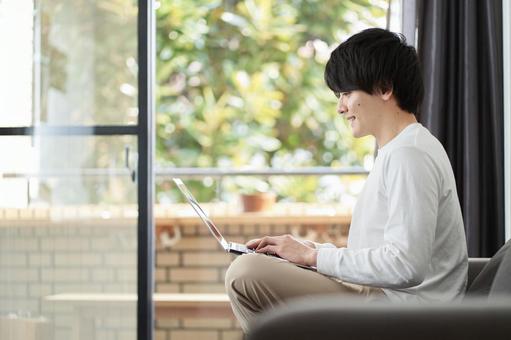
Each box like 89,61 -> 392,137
307,249 -> 318,267
303,240 -> 316,249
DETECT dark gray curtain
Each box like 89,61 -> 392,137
417,0 -> 504,257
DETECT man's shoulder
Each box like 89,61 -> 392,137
383,126 -> 444,166
386,126 -> 450,171
379,145 -> 441,183
383,145 -> 433,166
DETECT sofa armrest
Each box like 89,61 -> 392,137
248,296 -> 511,340
468,257 -> 490,287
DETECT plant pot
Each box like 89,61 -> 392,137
241,192 -> 276,212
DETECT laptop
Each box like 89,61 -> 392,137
173,178 -> 316,271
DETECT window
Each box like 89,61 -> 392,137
0,1 -> 148,340
155,0 -> 397,206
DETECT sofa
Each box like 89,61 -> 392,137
248,240 -> 511,340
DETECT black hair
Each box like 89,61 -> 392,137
324,28 -> 424,114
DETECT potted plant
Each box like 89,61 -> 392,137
236,177 -> 276,212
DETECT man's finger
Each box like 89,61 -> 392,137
246,238 -> 261,248
255,236 -> 278,251
256,245 -> 277,255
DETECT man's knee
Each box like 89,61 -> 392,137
225,253 -> 269,293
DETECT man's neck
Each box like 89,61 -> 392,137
375,111 -> 418,148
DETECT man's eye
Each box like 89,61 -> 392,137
335,91 -> 352,100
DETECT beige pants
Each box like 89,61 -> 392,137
224,253 -> 385,332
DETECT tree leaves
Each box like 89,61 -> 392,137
156,0 -> 385,201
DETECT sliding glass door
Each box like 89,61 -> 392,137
0,1 -> 153,339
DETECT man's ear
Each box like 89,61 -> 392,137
380,87 -> 393,101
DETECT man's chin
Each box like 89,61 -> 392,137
352,129 -> 367,138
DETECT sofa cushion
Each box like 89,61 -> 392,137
467,239 -> 511,297
489,241 -> 511,298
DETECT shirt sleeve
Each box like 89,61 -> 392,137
316,147 -> 439,288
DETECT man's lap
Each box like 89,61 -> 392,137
225,253 -> 385,303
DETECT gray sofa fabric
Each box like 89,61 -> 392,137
467,239 -> 511,296
466,257 -> 490,287
248,239 -> 511,340
490,244 -> 511,297
248,298 -> 511,340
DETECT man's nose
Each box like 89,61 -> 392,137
337,100 -> 347,115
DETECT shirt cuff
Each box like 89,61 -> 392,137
313,242 -> 337,250
317,247 -> 343,278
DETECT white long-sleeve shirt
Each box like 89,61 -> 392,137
316,123 -> 468,302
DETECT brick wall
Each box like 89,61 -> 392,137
0,220 -> 137,340
153,219 -> 348,340
0,205 -> 350,340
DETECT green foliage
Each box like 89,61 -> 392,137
156,0 -> 386,202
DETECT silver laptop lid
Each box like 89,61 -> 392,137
172,178 -> 229,250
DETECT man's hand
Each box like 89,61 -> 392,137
246,235 -> 318,267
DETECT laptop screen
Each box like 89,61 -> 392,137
172,178 -> 229,250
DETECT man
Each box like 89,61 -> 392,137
225,28 -> 468,333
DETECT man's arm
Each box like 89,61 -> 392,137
316,147 -> 439,288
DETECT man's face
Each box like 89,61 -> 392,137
336,90 -> 382,138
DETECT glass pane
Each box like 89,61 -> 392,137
155,0 -> 383,172
0,0 -> 33,126
0,139 -> 138,339
0,0 -> 138,127
0,135 -> 138,205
